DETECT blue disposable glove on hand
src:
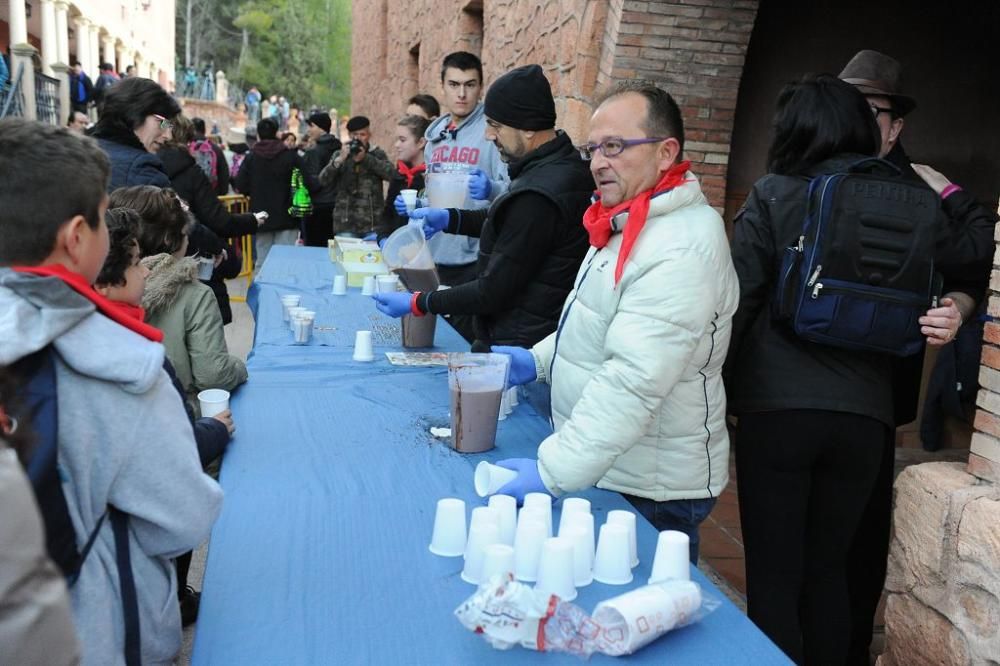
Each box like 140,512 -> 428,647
362,232 -> 377,241
372,291 -> 413,318
491,345 -> 537,387
495,458 -> 549,505
409,207 -> 449,239
468,168 -> 492,200
393,194 -> 409,217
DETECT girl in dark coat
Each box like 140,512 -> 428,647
376,114 -> 429,241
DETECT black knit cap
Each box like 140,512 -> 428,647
345,115 -> 370,132
484,64 -> 556,131
307,112 -> 331,133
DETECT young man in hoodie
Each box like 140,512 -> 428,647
0,118 -> 223,664
419,51 -> 509,340
301,111 -> 342,246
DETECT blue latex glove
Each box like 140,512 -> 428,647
495,458 -> 549,505
377,236 -> 387,251
372,291 -> 413,318
491,345 -> 537,387
362,232 -> 377,241
409,207 -> 449,239
468,168 -> 492,200
393,194 -> 409,217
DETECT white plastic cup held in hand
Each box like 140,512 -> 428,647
591,580 -> 702,656
461,522 -> 500,585
534,537 -> 577,602
524,493 -> 553,537
562,525 -> 594,587
474,461 -> 518,497
465,507 -> 500,559
557,497 -> 591,537
513,518 -> 547,582
648,530 -> 691,584
331,274 -> 347,295
488,493 -> 517,546
197,256 -> 214,280
428,497 -> 466,557
197,389 -> 230,418
361,275 -> 377,296
479,543 -> 515,584
376,274 -> 399,293
593,522 -> 633,585
400,188 -> 418,212
607,510 -> 639,568
353,330 -> 374,362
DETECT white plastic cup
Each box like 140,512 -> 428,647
461,521 -> 501,585
361,275 -> 377,296
331,274 -> 347,295
400,188 -> 418,212
287,306 -> 307,331
562,525 -> 594,587
513,518 -> 547,582
464,506 -> 500,559
519,506 -> 552,543
497,389 -> 508,422
592,580 -> 702,656
524,493 -> 553,537
607,510 -> 639,568
280,294 -> 301,321
353,330 -> 374,362
593,522 -> 633,585
376,274 -> 399,293
197,256 -> 214,280
534,537 -> 578,602
557,498 -> 592,537
197,389 -> 230,418
293,312 -> 315,344
474,461 -> 518,497
479,543 -> 515,583
488,493 -> 517,546
648,530 -> 691,584
428,497 -> 467,557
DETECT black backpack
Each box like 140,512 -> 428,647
17,347 -> 142,666
773,158 -> 942,357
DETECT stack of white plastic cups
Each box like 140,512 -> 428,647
280,294 -> 301,322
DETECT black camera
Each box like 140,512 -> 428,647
348,139 -> 364,155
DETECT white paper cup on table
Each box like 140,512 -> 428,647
533,537 -> 577,602
648,530 -> 691,584
197,256 -> 214,280
520,506 -> 552,542
557,497 -> 591,536
474,461 -> 518,497
292,312 -> 315,344
488,493 -> 517,546
561,511 -> 595,556
376,274 -> 400,293
197,389 -> 230,418
400,188 -> 418,212
361,275 -> 377,296
353,330 -> 374,362
562,524 -> 594,587
461,522 -> 500,585
479,543 -> 515,583
331,275 -> 347,295
593,522 -> 633,585
524,493 -> 553,537
428,498 -> 466,557
465,506 -> 500,558
591,580 -> 702,656
607,510 -> 639,568
509,387 -> 519,406
513,518 -> 547,582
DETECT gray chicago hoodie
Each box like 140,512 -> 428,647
424,102 -> 510,267
0,269 -> 222,665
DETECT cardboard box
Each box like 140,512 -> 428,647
329,237 -> 388,287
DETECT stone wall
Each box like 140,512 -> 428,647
350,0 -> 759,209
880,463 -> 1000,665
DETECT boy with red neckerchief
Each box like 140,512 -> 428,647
0,118 -> 222,664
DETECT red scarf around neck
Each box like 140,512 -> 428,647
397,161 -> 426,188
582,160 -> 691,285
12,264 -> 164,342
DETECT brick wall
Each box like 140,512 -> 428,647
350,0 -> 759,209
970,216 -> 1000,483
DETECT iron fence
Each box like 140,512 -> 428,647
35,70 -> 61,126
0,63 -> 25,119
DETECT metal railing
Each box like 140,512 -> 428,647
34,70 -> 61,126
219,194 -> 254,301
0,63 -> 25,119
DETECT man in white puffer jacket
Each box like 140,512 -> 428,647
492,81 -> 739,562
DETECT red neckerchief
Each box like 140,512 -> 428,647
582,160 -> 691,285
397,161 -> 426,188
12,265 -> 164,342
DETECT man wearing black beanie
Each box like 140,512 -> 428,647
374,64 -> 593,351
300,112 -> 343,246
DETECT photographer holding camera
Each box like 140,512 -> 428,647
319,115 -> 394,237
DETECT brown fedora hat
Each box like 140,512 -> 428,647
838,49 -> 916,117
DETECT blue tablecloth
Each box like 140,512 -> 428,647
192,246 -> 789,665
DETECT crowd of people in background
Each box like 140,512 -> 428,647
0,42 -> 997,666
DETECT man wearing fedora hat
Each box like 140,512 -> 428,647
840,49 -> 997,665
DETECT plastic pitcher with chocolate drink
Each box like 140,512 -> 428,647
382,225 -> 441,348
447,353 -> 511,453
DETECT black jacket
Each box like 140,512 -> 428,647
233,140 -> 303,232
417,131 -> 592,347
89,124 -> 170,190
301,134 -> 341,208
725,154 -> 995,427
158,146 -> 257,238
376,165 -> 426,241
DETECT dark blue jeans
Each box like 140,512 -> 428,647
623,495 -> 718,563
